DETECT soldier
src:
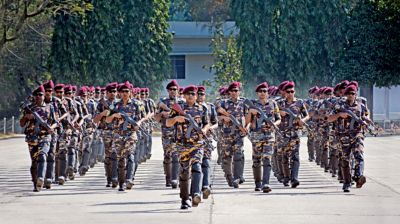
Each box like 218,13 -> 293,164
196,85 -> 218,199
278,81 -> 309,188
246,82 -> 281,193
216,82 -> 248,188
166,85 -> 210,209
93,82 -> 118,187
328,84 -> 368,192
90,86 -> 104,167
42,80 -> 68,189
77,87 -> 97,176
304,86 -> 319,163
154,80 -> 182,188
215,86 -> 228,165
20,85 -> 58,191
143,88 -> 156,160
106,81 -> 144,191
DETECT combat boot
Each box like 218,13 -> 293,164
255,182 -> 262,191
291,179 -> 300,188
232,179 -> 240,188
126,180 -> 134,190
355,175 -> 366,188
45,178 -> 52,189
58,176 -> 66,185
343,183 -> 351,192
171,180 -> 178,189
36,177 -> 44,191
180,199 -> 192,210
262,184 -> 272,193
192,193 -> 202,207
202,186 -> 211,199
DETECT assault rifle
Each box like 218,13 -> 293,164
243,99 -> 283,137
20,98 -> 57,134
217,107 -> 247,134
119,111 -> 149,137
341,108 -> 377,136
171,103 -> 215,150
283,107 -> 311,132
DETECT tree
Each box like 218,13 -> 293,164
170,0 -> 232,21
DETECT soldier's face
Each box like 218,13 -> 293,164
140,92 -> 146,100
55,90 -> 64,99
120,89 -> 130,99
107,90 -> 117,100
285,88 -> 295,99
45,89 -> 53,98
257,88 -> 268,100
184,91 -> 197,103
345,91 -> 356,101
229,88 -> 240,99
34,92 -> 44,103
168,86 -> 178,97
197,91 -> 205,102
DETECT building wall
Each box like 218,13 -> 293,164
373,86 -> 400,120
171,38 -> 212,55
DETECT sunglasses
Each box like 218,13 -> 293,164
45,89 -> 53,92
185,92 -> 196,96
258,90 -> 267,93
95,91 -> 100,94
65,92 -> 72,95
35,93 -> 44,96
346,92 -> 356,95
198,93 -> 205,96
169,88 -> 178,91
121,90 -> 130,93
286,90 -> 295,94
140,93 -> 145,96
108,90 -> 117,93
230,89 -> 239,92
55,91 -> 64,94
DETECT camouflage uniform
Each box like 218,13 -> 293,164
95,98 -> 116,186
331,99 -> 368,191
22,102 -> 57,191
304,98 -> 318,162
272,95 -> 284,182
110,99 -> 141,190
278,98 -> 308,187
317,98 -> 334,172
159,97 -> 183,187
248,99 -> 281,192
169,102 -> 208,207
216,98 -> 247,187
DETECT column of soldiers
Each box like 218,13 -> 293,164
20,78 -> 372,209
20,80 -> 155,192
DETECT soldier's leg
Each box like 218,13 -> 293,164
261,142 -> 273,192
340,145 -> 352,192
232,149 -> 243,188
307,136 -> 314,161
171,150 -> 180,188
352,138 -> 366,188
28,144 -> 39,191
281,140 -> 291,186
321,137 -> 330,171
251,142 -> 262,191
67,136 -> 77,180
103,131 -> 113,187
146,132 -> 153,159
45,133 -> 57,188
179,160 -> 191,209
315,137 -> 321,165
79,134 -> 93,176
57,135 -> 68,185
35,136 -> 50,190
163,152 -> 172,187
89,133 -> 99,168
201,156 -> 211,199
125,136 -> 137,190
289,140 -> 300,188
191,161 -> 202,207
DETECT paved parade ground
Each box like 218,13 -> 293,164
0,136 -> 399,224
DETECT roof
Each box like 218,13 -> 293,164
167,21 -> 238,38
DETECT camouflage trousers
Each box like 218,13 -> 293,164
161,130 -> 179,184
278,131 -> 301,183
26,134 -> 51,184
250,131 -> 275,185
328,134 -> 341,177
111,131 -> 137,186
307,133 -> 316,161
67,133 -> 79,178
338,134 -> 365,185
177,143 -> 203,200
78,130 -> 94,175
45,133 -> 58,184
55,131 -> 70,181
221,133 -> 244,182
90,129 -> 105,167
101,130 -> 114,184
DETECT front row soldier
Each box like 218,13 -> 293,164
278,81 -> 309,188
328,83 -> 367,192
106,81 -> 143,191
246,82 -> 281,193
20,85 -> 58,192
166,85 -> 209,209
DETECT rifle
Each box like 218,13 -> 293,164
20,98 -> 57,134
158,101 -> 171,112
283,107 -> 311,132
171,103 -> 215,150
217,107 -> 247,134
341,108 -> 377,136
119,111 -> 149,137
243,99 -> 283,137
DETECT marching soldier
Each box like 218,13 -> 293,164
246,82 -> 281,193
93,82 -> 118,187
154,80 -> 182,188
106,81 -> 144,191
20,85 -> 58,191
196,85 -> 218,199
277,81 -> 309,188
165,85 -> 210,209
216,82 -> 248,188
215,86 -> 228,165
328,83 -> 368,192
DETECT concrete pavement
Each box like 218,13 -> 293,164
0,136 -> 399,224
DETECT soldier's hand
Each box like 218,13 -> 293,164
280,111 -> 287,117
101,110 -> 110,116
339,112 -> 349,118
174,116 -> 186,123
113,113 -> 122,119
297,118 -> 305,126
161,111 -> 170,117
240,127 -> 248,135
249,108 -> 258,115
24,114 -> 34,120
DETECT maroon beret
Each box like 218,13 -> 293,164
228,81 -> 241,91
79,86 -> 88,95
32,85 -> 45,95
182,85 -> 198,94
166,80 -> 179,89
334,84 -> 341,92
72,86 -> 77,92
145,88 -> 150,93
54,84 -> 65,91
339,80 -> 350,90
106,82 -> 118,91
323,87 -> 334,95
267,86 -> 277,95
118,81 -> 132,91
43,80 -> 54,89
349,81 -> 359,89
278,81 -> 289,91
282,81 -> 295,91
197,85 -> 206,93
101,87 -> 106,91
88,86 -> 95,92
255,82 -> 268,92
344,84 -> 358,94
64,85 -> 73,92
95,86 -> 101,92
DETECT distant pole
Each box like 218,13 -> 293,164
3,117 -> 6,134
11,116 -> 15,133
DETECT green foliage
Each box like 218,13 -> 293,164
202,24 -> 242,99
170,0 -> 232,21
48,0 -> 172,95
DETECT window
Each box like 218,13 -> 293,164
170,55 -> 185,79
